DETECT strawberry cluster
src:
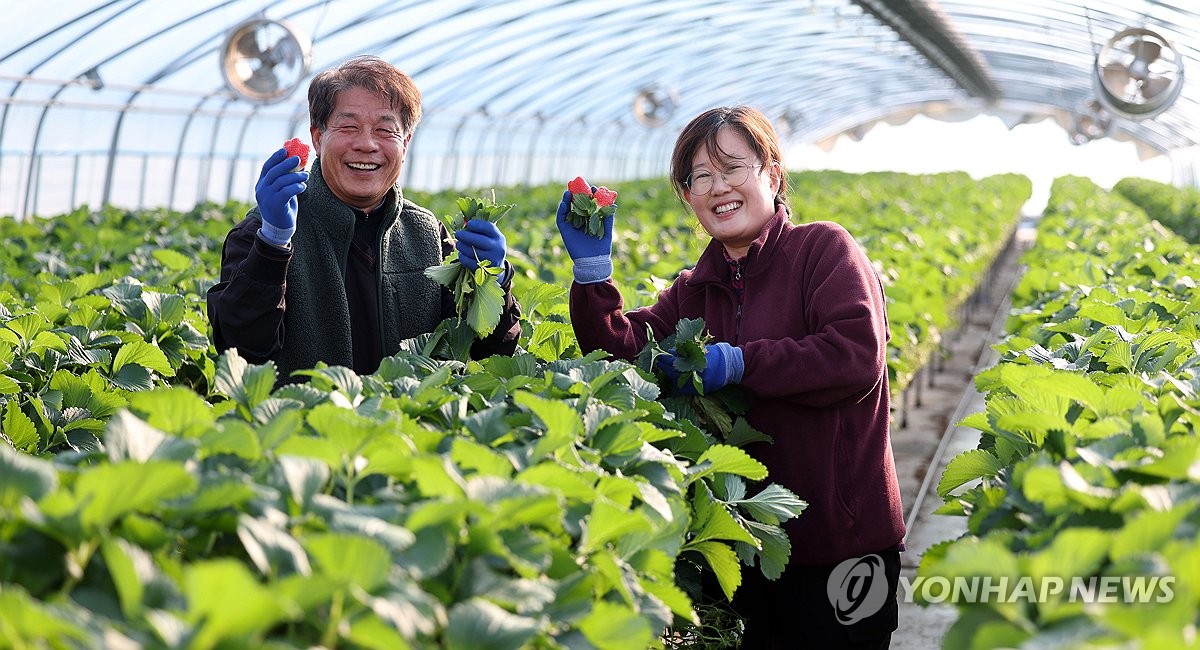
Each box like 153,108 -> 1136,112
564,176 -> 617,238
284,137 -> 311,171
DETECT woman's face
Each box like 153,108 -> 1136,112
684,127 -> 780,259
310,86 -> 411,211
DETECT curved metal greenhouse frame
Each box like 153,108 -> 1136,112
1,0 -> 1197,218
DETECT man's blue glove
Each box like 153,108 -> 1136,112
455,219 -> 509,283
555,189 -> 614,284
655,342 -> 745,395
255,147 -> 309,248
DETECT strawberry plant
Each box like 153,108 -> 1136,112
563,176 -> 618,238
923,176 -> 1200,648
638,318 -> 770,448
424,196 -> 512,338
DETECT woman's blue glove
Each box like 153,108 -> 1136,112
455,219 -> 509,283
655,342 -> 745,395
255,147 -> 309,248
555,189 -> 614,284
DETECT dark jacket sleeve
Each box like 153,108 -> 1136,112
206,215 -> 292,363
569,278 -> 682,361
432,225 -> 522,358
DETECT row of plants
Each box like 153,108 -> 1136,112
921,176 -> 1200,648
1113,176 -> 1200,244
1,170 -> 1029,647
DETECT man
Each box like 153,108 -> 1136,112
208,55 -> 520,381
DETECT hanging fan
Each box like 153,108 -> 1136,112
1093,27 -> 1184,120
777,108 -> 806,137
632,85 -> 679,128
1069,98 -> 1113,145
221,17 -> 312,104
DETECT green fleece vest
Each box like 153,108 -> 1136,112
271,158 -> 445,380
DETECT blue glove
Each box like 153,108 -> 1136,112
555,189 -> 614,284
255,147 -> 309,247
455,219 -> 509,283
655,342 -> 745,395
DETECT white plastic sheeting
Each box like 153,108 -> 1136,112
0,0 -> 1196,217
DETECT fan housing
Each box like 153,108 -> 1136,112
221,17 -> 313,104
632,85 -> 679,128
1092,27 -> 1184,120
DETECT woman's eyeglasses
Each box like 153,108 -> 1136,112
684,163 -> 764,195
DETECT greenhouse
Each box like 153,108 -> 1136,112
3,2 -> 1200,649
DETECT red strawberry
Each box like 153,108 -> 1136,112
567,176 -> 591,196
284,137 -> 310,171
594,187 -> 618,207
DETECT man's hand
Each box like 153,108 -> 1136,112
255,147 -> 309,247
455,219 -> 509,282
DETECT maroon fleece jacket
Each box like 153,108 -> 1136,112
570,207 -> 905,566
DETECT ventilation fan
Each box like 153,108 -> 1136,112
221,17 -> 312,104
632,85 -> 679,128
777,108 -> 806,137
1093,27 -> 1184,120
1069,98 -> 1113,145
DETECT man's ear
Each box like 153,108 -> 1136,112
310,124 -> 323,153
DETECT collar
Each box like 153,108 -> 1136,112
687,204 -> 790,285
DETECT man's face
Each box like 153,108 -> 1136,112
311,86 -> 411,211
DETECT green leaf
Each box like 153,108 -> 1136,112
465,270 -> 506,337
347,611 -> 414,650
151,248 -> 193,272
690,500 -> 760,547
214,349 -> 277,411
238,514 -> 313,578
44,460 -> 196,534
0,588 -> 91,646
277,455 -> 330,511
104,411 -> 197,463
100,537 -> 151,618
0,373 -> 20,395
638,577 -> 696,624
579,600 -> 653,650
937,449 -> 1007,497
185,560 -> 292,648
425,260 -> 465,288
3,401 -> 40,453
127,387 -> 214,437
738,520 -> 793,580
689,540 -> 742,600
515,391 -> 582,459
444,598 -> 540,650
0,443 -> 57,509
731,483 -> 808,525
452,438 -> 515,477
1110,505 -> 1194,562
305,533 -> 392,593
582,498 -> 651,553
112,340 -> 174,377
689,444 -> 768,483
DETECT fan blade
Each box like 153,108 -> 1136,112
1140,74 -> 1173,101
1102,63 -> 1135,94
246,67 -> 281,94
270,36 -> 301,68
234,29 -> 264,59
1132,38 -> 1162,68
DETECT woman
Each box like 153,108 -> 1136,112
555,105 -> 905,648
